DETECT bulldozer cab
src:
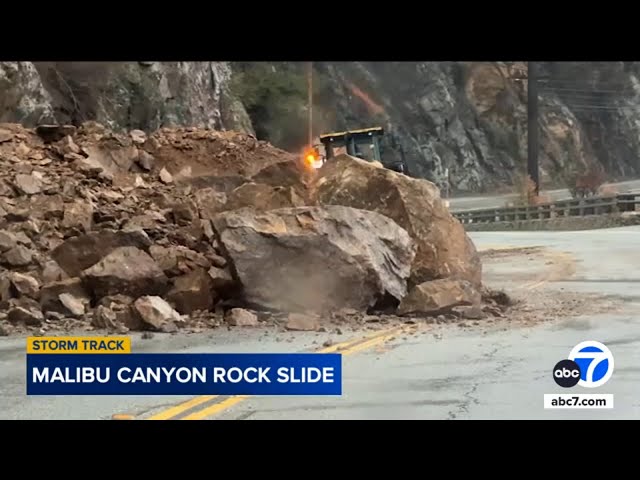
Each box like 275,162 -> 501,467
318,127 -> 408,174
319,127 -> 384,163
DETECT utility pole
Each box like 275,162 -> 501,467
527,61 -> 540,196
307,61 -> 313,147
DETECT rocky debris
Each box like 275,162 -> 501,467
40,278 -> 90,315
453,305 -> 487,320
165,268 -> 215,314
159,168 -> 173,184
62,200 -> 94,233
207,266 -> 235,293
58,293 -> 86,316
212,205 -> 416,313
14,173 -> 42,195
315,154 -> 482,288
133,296 -> 182,332
0,128 -> 14,143
193,188 -> 228,220
2,245 -> 34,267
285,313 -> 320,331
398,279 -> 482,316
149,245 -> 210,277
80,247 -> 168,300
51,229 -> 151,277
7,272 -> 39,298
225,308 -> 259,327
8,305 -> 43,326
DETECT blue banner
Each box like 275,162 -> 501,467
26,353 -> 342,396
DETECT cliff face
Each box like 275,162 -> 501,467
314,61 -> 640,193
2,61 -> 640,193
0,62 -> 254,135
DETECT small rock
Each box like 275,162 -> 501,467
159,168 -> 173,184
364,315 -> 380,323
225,308 -> 258,327
42,260 -> 68,283
141,331 -> 154,340
334,327 -> 343,335
8,272 -> 39,298
207,266 -> 235,292
5,209 -> 29,222
0,128 -> 13,143
62,200 -> 94,232
92,305 -> 119,329
165,268 -> 215,314
0,323 -> 10,335
45,311 -> 65,321
62,135 -> 80,155
58,293 -> 85,317
2,245 -> 34,267
130,130 -> 147,145
459,322 -> 468,328
285,313 -> 320,331
8,306 -> 43,326
133,295 -> 181,331
136,150 -> 154,170
0,231 -> 17,252
40,277 -> 90,314
322,339 -> 333,347
208,252 -> 227,268
14,174 -> 42,195
15,142 -> 31,156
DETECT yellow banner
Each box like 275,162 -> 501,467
27,336 -> 131,354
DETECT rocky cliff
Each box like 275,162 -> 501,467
2,61 -> 640,193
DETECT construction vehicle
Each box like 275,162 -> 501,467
304,127 -> 409,174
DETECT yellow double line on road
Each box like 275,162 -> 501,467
144,325 -> 411,421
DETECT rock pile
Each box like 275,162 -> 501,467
0,121 -> 504,337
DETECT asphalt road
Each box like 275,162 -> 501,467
448,178 -> 640,212
1,227 -> 639,420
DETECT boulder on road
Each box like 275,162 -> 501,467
212,205 -> 416,313
397,278 -> 481,316
80,247 -> 168,299
315,155 -> 482,288
225,308 -> 258,327
133,296 -> 182,332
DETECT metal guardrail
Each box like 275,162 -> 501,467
452,193 -> 640,225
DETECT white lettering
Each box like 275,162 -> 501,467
117,367 -> 207,383
211,367 -> 271,383
33,367 -> 49,383
31,367 -> 110,383
277,367 -> 334,383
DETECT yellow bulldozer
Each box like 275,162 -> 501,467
303,126 -> 409,175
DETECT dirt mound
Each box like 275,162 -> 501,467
143,127 -> 296,178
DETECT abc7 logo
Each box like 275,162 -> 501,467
553,341 -> 614,388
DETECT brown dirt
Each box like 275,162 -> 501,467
144,127 -> 297,178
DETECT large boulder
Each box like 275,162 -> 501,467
211,205 -> 416,313
80,246 -> 168,299
51,229 -> 152,277
314,155 -> 481,288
